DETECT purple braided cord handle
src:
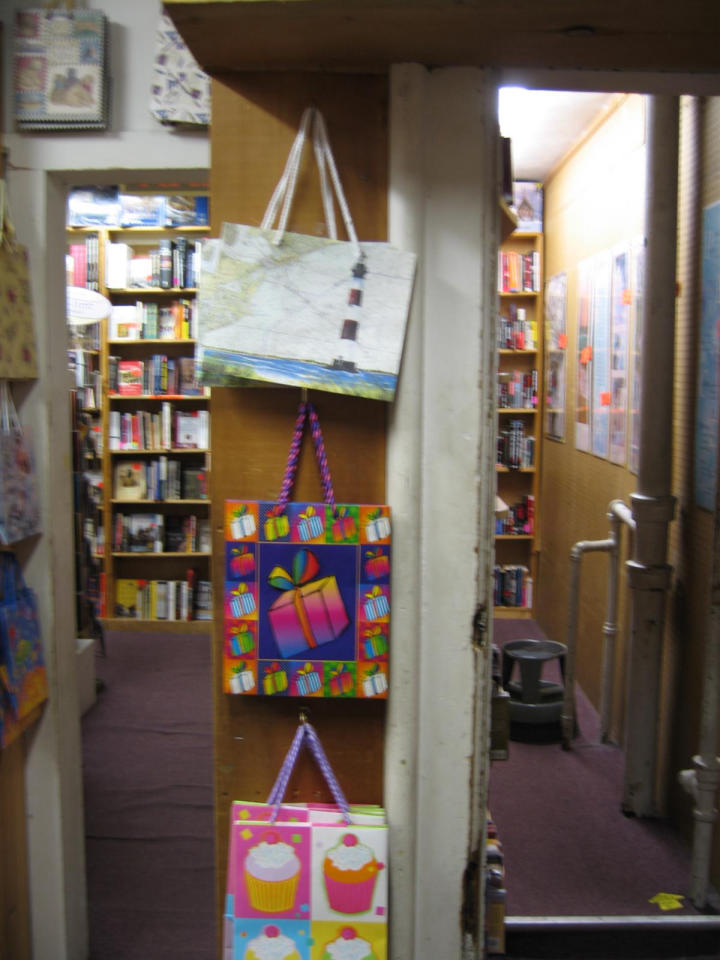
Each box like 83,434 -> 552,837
268,721 -> 351,824
272,401 -> 337,516
267,722 -> 306,808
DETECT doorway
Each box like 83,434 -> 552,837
489,83 -> 720,939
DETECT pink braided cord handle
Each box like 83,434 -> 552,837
271,401 -> 337,515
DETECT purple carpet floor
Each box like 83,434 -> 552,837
82,630 -> 216,960
490,619 -> 699,919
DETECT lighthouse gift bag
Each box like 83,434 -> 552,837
197,107 -> 415,402
223,401 -> 390,700
223,721 -> 388,960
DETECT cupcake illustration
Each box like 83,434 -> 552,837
323,833 -> 385,914
244,924 -> 301,960
243,831 -> 301,912
322,926 -> 377,960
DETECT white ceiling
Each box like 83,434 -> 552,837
499,88 -> 620,182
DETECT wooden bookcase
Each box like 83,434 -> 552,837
66,204 -> 212,631
495,230 -> 543,617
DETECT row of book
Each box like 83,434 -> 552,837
485,812 -> 506,955
108,357 -> 204,397
67,233 -> 100,290
68,188 -> 209,228
105,238 -> 202,290
113,512 -> 211,554
495,495 -> 535,536
498,369 -> 538,409
109,299 -> 198,341
113,460 -> 207,502
115,575 -> 213,622
493,564 -> 533,608
497,303 -> 537,351
108,406 -> 210,451
497,421 -> 535,469
498,249 -> 541,294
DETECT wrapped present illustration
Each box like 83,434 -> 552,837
264,511 -> 290,541
229,545 -> 255,578
267,549 -> 350,658
364,508 -> 391,543
362,664 -> 388,697
331,506 -> 357,542
363,586 -> 389,621
295,662 -> 322,695
297,504 -> 324,541
229,662 -> 256,693
328,664 -> 354,697
230,504 -> 256,539
364,549 -> 389,581
362,626 -> 388,659
263,662 -> 289,695
228,622 -> 255,656
230,583 -> 256,618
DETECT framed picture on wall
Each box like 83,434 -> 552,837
13,9 -> 109,131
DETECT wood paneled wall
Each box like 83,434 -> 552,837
208,73 -> 390,921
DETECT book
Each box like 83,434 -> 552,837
105,243 -> 131,289
512,180 -> 543,233
165,195 -> 209,227
115,578 -> 140,618
194,580 -> 213,620
118,193 -> 165,227
126,513 -> 164,553
116,360 -> 144,396
181,467 -> 207,499
175,410 -> 206,449
178,356 -> 201,395
114,462 -> 147,501
110,304 -> 141,340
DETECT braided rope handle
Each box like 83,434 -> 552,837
268,720 -> 351,824
271,401 -> 336,516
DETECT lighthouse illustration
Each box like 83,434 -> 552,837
333,255 -> 367,372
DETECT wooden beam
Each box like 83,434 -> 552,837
166,0 -> 720,75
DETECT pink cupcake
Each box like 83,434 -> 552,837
243,831 -> 301,912
322,833 -> 384,914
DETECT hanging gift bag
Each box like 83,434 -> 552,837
0,181 -> 38,380
0,381 -> 42,544
149,12 -> 211,126
197,107 -> 416,402
223,720 -> 388,960
223,401 -> 390,699
0,552 -> 48,748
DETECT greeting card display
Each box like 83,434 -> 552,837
223,721 -> 388,959
223,402 -> 390,700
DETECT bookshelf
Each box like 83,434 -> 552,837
66,190 -> 213,631
495,229 -> 543,618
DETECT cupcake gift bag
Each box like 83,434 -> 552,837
223,720 -> 388,960
223,400 -> 390,700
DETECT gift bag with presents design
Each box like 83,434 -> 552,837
223,720 -> 388,960
0,552 -> 48,748
197,107 -> 416,402
223,401 -> 390,699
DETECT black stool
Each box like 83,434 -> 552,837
501,638 -> 567,738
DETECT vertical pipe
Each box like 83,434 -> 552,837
623,96 -> 679,816
600,513 -> 620,742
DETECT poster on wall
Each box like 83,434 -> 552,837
628,237 -> 645,475
544,272 -> 567,441
575,258 -> 593,452
694,203 -> 720,510
609,247 -> 631,465
591,252 -> 612,460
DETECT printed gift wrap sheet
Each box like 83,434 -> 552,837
223,500 -> 390,699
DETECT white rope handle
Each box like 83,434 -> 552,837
260,107 -> 360,257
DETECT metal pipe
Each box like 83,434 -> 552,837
563,500 -> 635,751
600,501 -> 636,741
562,537 -> 615,749
623,95 -> 679,817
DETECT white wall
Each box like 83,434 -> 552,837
2,3 -> 208,958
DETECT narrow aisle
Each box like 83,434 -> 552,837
81,629 -> 215,960
489,619 -> 698,918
